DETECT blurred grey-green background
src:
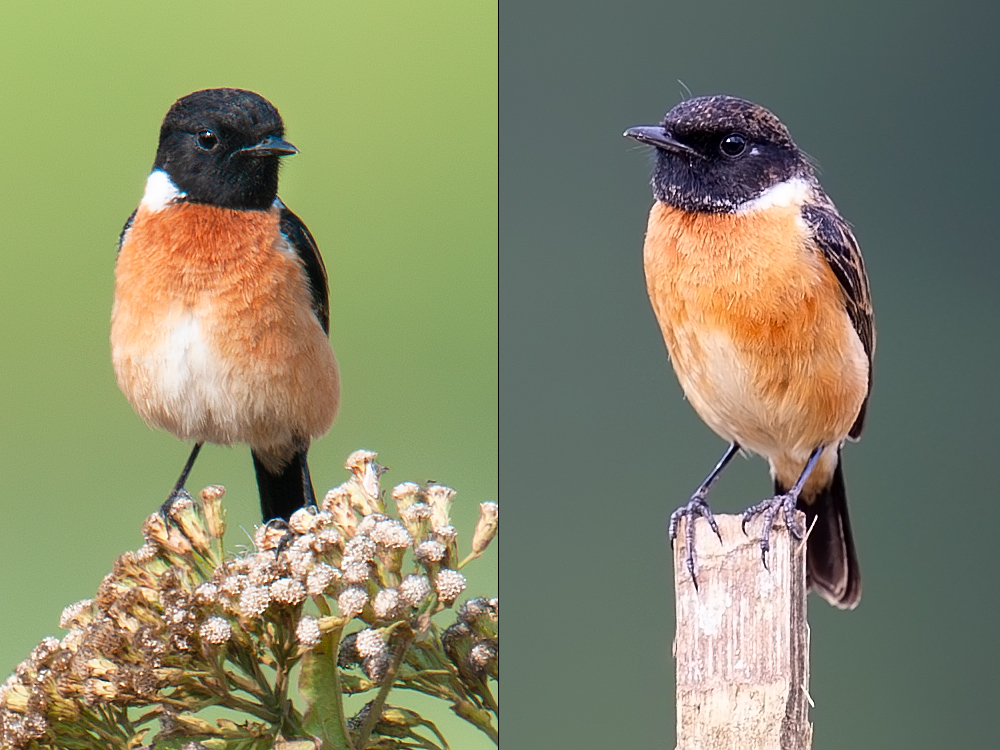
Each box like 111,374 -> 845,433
503,0 -> 1000,747
0,2 -> 496,747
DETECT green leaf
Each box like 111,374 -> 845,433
299,623 -> 354,750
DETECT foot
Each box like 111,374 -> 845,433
741,492 -> 804,568
160,487 -> 193,520
261,518 -> 295,556
669,493 -> 723,587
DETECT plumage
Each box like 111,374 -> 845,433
111,88 -> 339,520
627,95 -> 874,609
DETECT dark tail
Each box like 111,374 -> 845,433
779,450 -> 862,609
252,449 -> 315,522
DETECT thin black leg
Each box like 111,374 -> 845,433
742,445 -> 824,567
162,442 -> 203,515
171,443 -> 203,496
669,441 -> 741,587
300,447 -> 317,508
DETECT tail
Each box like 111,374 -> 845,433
252,448 -> 315,522
778,450 -> 862,609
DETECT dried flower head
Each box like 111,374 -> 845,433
372,519 -> 411,549
269,578 -> 307,606
311,527 -> 341,553
284,546 -> 316,581
288,507 -> 318,535
59,600 -> 94,630
142,512 -> 192,556
296,616 -> 321,648
470,640 -> 498,672
426,485 -> 456,528
434,570 -> 467,605
432,525 -> 457,544
414,540 -> 446,564
199,485 -> 226,539
345,450 -> 384,512
0,452 -> 497,750
193,583 -> 219,606
305,563 -> 338,597
167,495 -> 213,554
398,575 -> 431,607
253,523 -> 287,552
373,588 -> 401,619
399,502 -> 432,522
472,502 -> 499,555
238,585 -> 271,619
391,482 -> 422,511
220,574 -> 249,599
322,486 -> 359,536
247,553 -> 280,587
356,513 -> 386,537
459,597 -> 499,630
337,587 -> 368,618
354,629 -> 386,660
198,617 -> 232,646
362,652 -> 391,683
372,519 -> 412,572
344,535 -> 377,562
342,560 -> 370,586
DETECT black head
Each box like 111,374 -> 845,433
153,88 -> 297,210
625,95 -> 814,213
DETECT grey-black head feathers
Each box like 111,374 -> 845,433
625,95 -> 815,213
153,88 -> 297,210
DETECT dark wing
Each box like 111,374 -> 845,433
118,208 -> 137,254
279,206 -> 330,335
802,202 -> 875,439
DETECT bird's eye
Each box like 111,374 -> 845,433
196,130 -> 218,150
720,134 -> 747,157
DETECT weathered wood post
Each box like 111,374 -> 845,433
673,513 -> 811,749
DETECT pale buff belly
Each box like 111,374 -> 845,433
668,318 -> 867,464
111,299 -> 339,453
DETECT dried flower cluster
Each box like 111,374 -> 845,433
0,450 -> 498,750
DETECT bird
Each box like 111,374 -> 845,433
111,88 -> 340,522
624,95 -> 874,609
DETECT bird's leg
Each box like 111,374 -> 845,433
299,446 -> 317,509
670,441 -> 740,586
161,442 -> 203,516
741,445 -> 823,568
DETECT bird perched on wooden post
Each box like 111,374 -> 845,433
111,88 -> 340,522
625,95 -> 874,608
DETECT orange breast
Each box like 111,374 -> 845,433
110,202 -> 339,459
643,202 -> 867,489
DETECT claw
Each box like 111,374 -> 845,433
742,492 -> 803,569
669,493 -> 722,587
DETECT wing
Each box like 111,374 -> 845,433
278,205 -> 331,335
802,202 -> 875,439
118,208 -> 137,254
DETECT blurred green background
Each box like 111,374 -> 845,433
503,0 -> 1000,748
0,2 -> 496,746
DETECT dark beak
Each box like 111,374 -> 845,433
240,135 -> 299,157
623,125 -> 699,157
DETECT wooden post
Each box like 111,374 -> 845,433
673,513 -> 811,750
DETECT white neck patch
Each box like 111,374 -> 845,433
139,169 -> 186,212
736,176 -> 811,214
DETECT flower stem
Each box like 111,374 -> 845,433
354,623 -> 416,749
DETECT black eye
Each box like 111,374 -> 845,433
720,133 -> 747,157
196,130 -> 218,150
